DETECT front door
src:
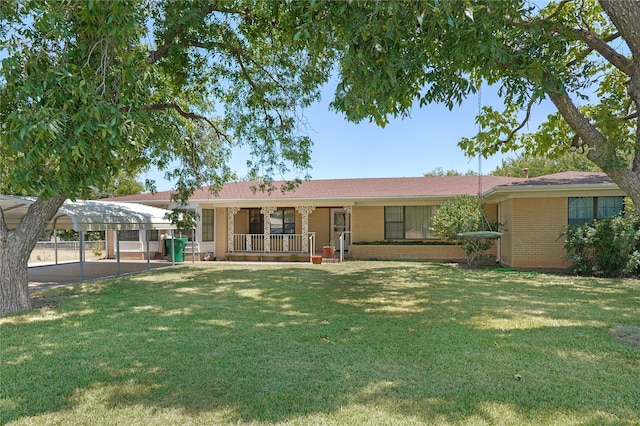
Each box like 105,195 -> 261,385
331,209 -> 351,250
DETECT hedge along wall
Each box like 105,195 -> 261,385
348,244 -> 497,262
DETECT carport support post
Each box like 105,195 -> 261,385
146,230 -> 151,271
79,231 -> 84,282
54,228 -> 58,265
171,229 -> 175,266
116,230 -> 121,276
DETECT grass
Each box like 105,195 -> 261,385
1,261 -> 639,425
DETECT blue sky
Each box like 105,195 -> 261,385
145,82 -> 557,192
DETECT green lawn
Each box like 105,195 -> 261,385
2,262 -> 639,425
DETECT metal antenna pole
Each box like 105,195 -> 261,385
477,83 -> 482,198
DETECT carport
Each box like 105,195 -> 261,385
1,195 -> 179,284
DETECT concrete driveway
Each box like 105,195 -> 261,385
28,260 -> 178,291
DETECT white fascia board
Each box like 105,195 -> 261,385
187,196 -> 461,208
483,183 -> 626,201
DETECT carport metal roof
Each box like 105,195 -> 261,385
1,195 -> 177,231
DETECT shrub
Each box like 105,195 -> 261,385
352,240 -> 457,246
432,195 -> 498,267
91,242 -> 104,258
563,209 -> 640,277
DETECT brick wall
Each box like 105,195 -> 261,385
353,206 -> 384,242
499,199 -> 513,267
500,197 -> 570,270
309,208 -> 331,248
350,244 -> 479,262
215,207 -> 227,257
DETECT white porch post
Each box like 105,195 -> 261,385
296,206 -> 315,253
343,205 -> 353,262
260,206 -> 276,252
227,207 -> 240,252
344,205 -> 353,239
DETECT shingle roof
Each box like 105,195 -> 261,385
497,171 -> 614,187
106,175 -> 525,202
105,172 -> 620,204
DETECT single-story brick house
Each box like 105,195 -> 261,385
104,171 -> 628,271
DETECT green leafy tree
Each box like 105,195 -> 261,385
0,0 -> 332,313
493,151 -> 601,178
424,167 -> 477,177
432,195 -> 496,267
91,170 -> 146,199
296,0 -> 640,213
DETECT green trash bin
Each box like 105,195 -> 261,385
165,237 -> 188,262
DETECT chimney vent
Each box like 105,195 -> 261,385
523,168 -> 529,179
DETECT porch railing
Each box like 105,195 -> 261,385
233,234 -> 307,252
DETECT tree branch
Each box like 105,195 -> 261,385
501,95 -> 537,145
618,111 -> 638,120
147,23 -> 185,65
545,0 -> 572,21
141,103 -> 231,142
569,28 -> 632,76
180,39 -> 291,96
146,4 -> 217,65
507,6 -> 631,76
176,38 -> 291,129
146,4 -> 282,65
546,78 -> 607,156
566,32 -> 620,68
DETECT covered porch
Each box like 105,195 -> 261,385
222,204 -> 352,260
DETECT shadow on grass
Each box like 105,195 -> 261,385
2,262 -> 639,424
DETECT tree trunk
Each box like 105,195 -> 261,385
0,236 -> 32,313
0,195 -> 67,314
599,0 -> 640,215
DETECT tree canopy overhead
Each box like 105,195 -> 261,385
1,0 -> 333,202
0,0 -> 334,312
492,151 -> 601,178
295,0 -> 639,212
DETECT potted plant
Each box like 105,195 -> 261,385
323,240 -> 335,258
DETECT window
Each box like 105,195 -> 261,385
270,209 -> 295,234
249,208 -> 295,234
119,230 -> 159,241
568,196 -> 624,226
249,209 -> 263,234
202,209 -> 215,241
384,206 -> 404,239
118,230 -> 140,241
384,206 -> 439,239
